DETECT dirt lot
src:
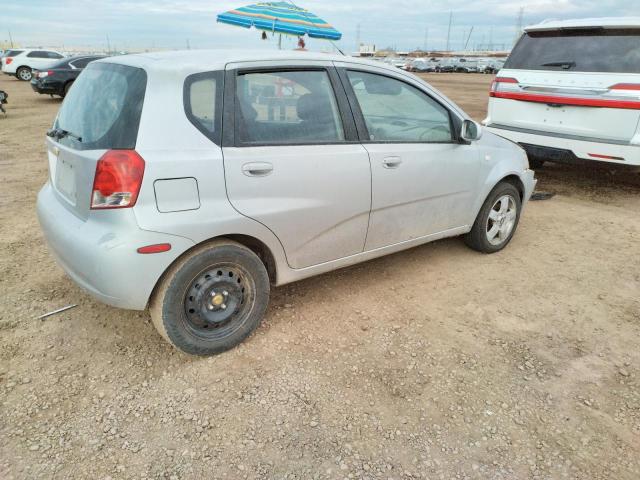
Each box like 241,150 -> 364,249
1,71 -> 639,480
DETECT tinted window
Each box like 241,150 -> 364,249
506,29 -> 640,73
235,70 -> 344,145
47,52 -> 63,59
69,57 -> 94,69
54,63 -> 147,150
184,71 -> 223,144
5,50 -> 24,57
27,51 -> 48,58
347,71 -> 452,143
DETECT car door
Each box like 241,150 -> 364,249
337,66 -> 480,251
221,63 -> 372,269
26,51 -> 51,70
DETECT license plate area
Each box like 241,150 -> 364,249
54,157 -> 77,205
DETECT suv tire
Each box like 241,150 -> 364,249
150,239 -> 270,356
17,66 -> 32,81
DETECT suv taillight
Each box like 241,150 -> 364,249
6,57 -> 13,65
91,150 -> 145,209
490,77 -> 519,96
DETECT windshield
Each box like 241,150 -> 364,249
54,62 -> 147,150
505,28 -> 640,73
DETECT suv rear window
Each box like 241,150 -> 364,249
505,29 -> 640,73
5,50 -> 23,57
54,63 -> 147,150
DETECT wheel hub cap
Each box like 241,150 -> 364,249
486,194 -> 517,246
184,268 -> 246,329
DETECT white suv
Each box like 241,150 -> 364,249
1,49 -> 65,81
484,17 -> 640,168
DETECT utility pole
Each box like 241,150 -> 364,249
356,23 -> 361,54
8,30 -> 14,48
464,26 -> 474,51
186,38 -> 191,50
445,12 -> 453,52
514,7 -> 524,46
106,34 -> 111,55
423,27 -> 428,52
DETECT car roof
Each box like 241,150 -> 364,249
96,49 -> 397,75
525,17 -> 640,32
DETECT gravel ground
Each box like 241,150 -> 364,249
0,72 -> 639,480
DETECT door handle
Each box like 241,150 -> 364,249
242,162 -> 273,177
382,156 -> 402,169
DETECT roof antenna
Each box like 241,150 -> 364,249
331,41 -> 346,56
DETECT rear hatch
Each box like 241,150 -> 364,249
47,62 -> 147,220
488,27 -> 640,144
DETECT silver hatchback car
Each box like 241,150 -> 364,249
37,50 -> 536,355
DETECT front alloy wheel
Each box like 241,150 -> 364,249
464,181 -> 522,253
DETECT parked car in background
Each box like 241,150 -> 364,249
31,55 -> 106,97
455,58 -> 479,73
477,58 -> 505,74
485,17 -> 640,168
37,50 -> 535,356
435,58 -> 456,73
1,49 -> 65,81
1,49 -> 25,72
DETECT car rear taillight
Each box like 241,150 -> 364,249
91,150 -> 145,209
38,70 -> 54,79
490,77 -> 519,96
609,83 -> 640,91
5,57 -> 13,65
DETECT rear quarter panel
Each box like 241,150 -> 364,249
132,67 -> 289,279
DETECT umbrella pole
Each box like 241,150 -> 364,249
278,33 -> 282,50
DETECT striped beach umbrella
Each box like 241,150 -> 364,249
217,2 -> 342,44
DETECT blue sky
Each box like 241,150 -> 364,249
3,1 -> 640,52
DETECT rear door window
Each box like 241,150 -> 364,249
234,70 -> 345,145
27,51 -> 49,58
184,71 -> 223,144
69,57 -> 95,69
54,62 -> 147,150
506,29 -> 640,73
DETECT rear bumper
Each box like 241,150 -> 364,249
31,80 -> 59,95
486,124 -> 640,167
37,182 -> 195,310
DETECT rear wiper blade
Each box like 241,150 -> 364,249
541,61 -> 576,69
46,127 -> 82,142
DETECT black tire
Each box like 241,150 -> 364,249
62,81 -> 73,98
150,239 -> 270,356
464,182 -> 522,254
16,66 -> 32,81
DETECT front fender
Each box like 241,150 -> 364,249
467,133 -> 534,226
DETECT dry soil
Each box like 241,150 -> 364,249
0,72 -> 639,480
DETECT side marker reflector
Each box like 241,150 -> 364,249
588,153 -> 625,161
137,243 -> 172,254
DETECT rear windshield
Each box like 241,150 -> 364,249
54,62 -> 147,150
505,29 -> 640,73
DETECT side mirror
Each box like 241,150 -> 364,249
460,119 -> 482,142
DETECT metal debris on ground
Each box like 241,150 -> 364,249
37,304 -> 78,320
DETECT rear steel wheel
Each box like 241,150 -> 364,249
150,239 -> 270,356
183,264 -> 253,339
